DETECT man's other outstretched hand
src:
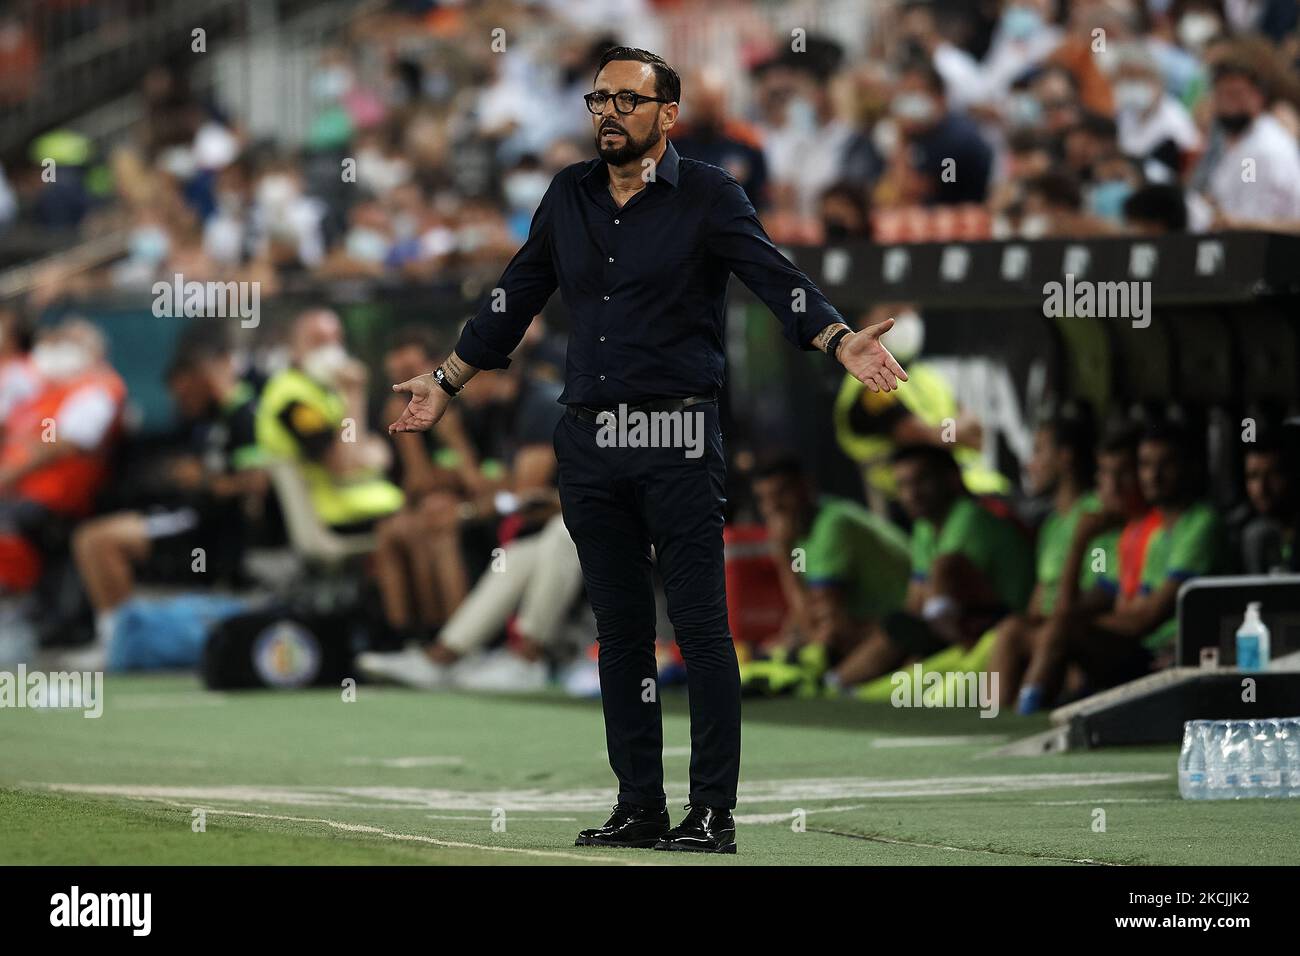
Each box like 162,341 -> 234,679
388,373 -> 452,433
839,318 -> 909,393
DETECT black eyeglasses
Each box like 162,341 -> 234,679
584,90 -> 670,115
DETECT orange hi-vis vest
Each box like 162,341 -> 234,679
1,367 -> 125,515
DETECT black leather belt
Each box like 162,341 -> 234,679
566,394 -> 716,424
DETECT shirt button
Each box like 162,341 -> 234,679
599,375 -> 606,381
613,219 -> 620,225
599,335 -> 605,342
608,257 -> 614,263
603,295 -> 610,301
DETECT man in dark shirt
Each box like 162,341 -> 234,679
389,47 -> 906,854
886,60 -> 992,206
70,339 -> 267,665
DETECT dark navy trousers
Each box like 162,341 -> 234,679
554,402 -> 741,809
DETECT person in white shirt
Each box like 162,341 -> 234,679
1196,60 -> 1300,229
1112,47 -> 1201,180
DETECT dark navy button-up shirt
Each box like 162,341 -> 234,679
453,139 -> 845,406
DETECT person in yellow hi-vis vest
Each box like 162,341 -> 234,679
255,309 -> 404,531
833,304 -> 1008,515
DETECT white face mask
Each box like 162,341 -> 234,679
301,343 -> 349,383
346,227 -> 390,263
1115,81 -> 1158,113
891,92 -> 936,123
872,118 -> 900,156
1020,212 -> 1050,239
884,310 -> 925,364
786,96 -> 817,133
1177,13 -> 1220,51
32,341 -> 91,381
256,175 -> 298,210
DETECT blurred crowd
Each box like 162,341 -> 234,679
4,0 -> 1300,305
0,297 -> 1295,707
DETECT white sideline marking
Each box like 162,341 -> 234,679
427,814 -> 579,822
1030,798 -> 1164,806
151,801 -> 651,865
344,756 -> 465,768
39,772 -> 1170,812
113,694 -> 228,710
870,735 -> 1009,748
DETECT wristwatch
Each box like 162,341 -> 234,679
433,366 -> 461,397
825,327 -> 853,362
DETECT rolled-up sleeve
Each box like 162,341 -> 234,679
453,176 -> 561,370
703,173 -> 843,351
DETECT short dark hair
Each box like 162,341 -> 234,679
386,324 -> 440,357
166,339 -> 231,383
1140,418 -> 1194,455
1044,407 -> 1097,488
1024,171 -> 1082,211
593,47 -> 681,104
1212,58 -> 1268,96
1099,421 -> 1141,457
1071,111 -> 1118,143
899,58 -> 946,97
890,443 -> 960,477
752,453 -> 806,483
1123,183 -> 1188,232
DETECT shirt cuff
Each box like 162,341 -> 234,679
453,317 -> 513,371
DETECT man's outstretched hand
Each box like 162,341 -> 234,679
839,317 -> 909,393
388,373 -> 452,433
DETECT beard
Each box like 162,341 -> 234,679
595,118 -> 662,166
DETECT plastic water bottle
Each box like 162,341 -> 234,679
1179,718 -> 1300,799
1281,719 -> 1300,798
1178,720 -> 1208,799
1235,602 -> 1271,670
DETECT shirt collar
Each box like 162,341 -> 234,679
580,138 -> 680,188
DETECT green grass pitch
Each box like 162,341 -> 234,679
2,674 -> 1297,866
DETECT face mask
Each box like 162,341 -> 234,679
301,343 -> 349,383
32,342 -> 91,381
1177,13 -> 1220,51
311,66 -> 353,101
1006,92 -> 1042,127
885,310 -> 925,364
345,227 -> 389,263
786,96 -> 817,133
1089,180 -> 1133,220
1217,112 -> 1253,135
1020,212 -> 1050,239
871,117 -> 900,155
256,175 -> 298,210
1001,5 -> 1044,42
891,92 -> 936,123
1115,81 -> 1157,113
129,226 -> 170,263
503,172 -> 549,211
824,220 -> 850,242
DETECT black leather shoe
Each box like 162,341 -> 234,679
653,805 -> 736,854
575,804 -> 670,848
